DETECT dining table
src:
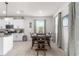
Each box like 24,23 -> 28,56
31,33 -> 51,56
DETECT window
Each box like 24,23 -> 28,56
63,15 -> 69,52
63,15 -> 68,27
35,20 -> 46,33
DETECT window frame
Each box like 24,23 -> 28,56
34,19 -> 46,33
63,15 -> 68,27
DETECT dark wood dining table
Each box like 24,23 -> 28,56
31,33 -> 51,56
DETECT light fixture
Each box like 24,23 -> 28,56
38,10 -> 42,14
4,2 -> 9,20
3,10 -> 6,14
5,2 -> 8,17
16,10 -> 21,14
4,2 -> 13,21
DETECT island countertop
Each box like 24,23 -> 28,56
0,34 -> 13,55
0,33 -> 13,37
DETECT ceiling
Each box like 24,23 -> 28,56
0,2 -> 69,16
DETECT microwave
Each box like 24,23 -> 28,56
6,25 -> 14,29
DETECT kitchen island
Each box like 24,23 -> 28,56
0,34 -> 13,55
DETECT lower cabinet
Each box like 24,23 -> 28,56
13,33 -> 24,41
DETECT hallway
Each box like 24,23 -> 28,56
5,41 -> 65,56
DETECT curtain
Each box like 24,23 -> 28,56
57,12 -> 63,48
68,2 -> 76,56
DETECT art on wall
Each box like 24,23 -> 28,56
29,22 -> 32,28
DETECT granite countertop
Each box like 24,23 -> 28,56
0,33 -> 12,37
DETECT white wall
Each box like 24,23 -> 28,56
53,3 -> 69,17
24,16 -> 54,40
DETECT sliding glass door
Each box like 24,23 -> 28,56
62,15 -> 69,54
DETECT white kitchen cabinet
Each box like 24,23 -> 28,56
13,19 -> 24,29
0,20 -> 5,29
5,18 -> 14,25
0,19 -> 25,42
0,18 -> 14,29
0,35 -> 13,55
0,19 -> 24,29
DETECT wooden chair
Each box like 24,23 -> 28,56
31,33 -> 38,49
35,35 -> 47,56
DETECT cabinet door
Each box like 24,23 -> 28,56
13,19 -> 24,29
0,20 -> 5,29
5,18 -> 14,25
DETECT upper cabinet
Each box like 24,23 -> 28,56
0,18 -> 25,29
13,19 -> 25,29
5,18 -> 14,25
0,19 -> 5,29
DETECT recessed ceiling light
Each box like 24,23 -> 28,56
3,10 -> 6,14
38,10 -> 42,14
16,11 -> 21,14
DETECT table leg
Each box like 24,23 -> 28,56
31,41 -> 34,49
44,51 -> 46,56
47,40 -> 51,48
37,51 -> 39,56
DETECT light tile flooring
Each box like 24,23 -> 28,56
5,41 -> 65,56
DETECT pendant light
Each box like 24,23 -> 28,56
5,2 -> 8,17
4,2 -> 8,20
